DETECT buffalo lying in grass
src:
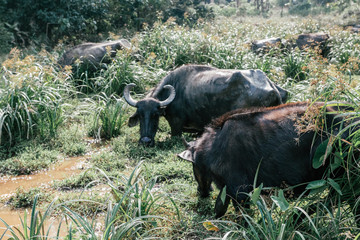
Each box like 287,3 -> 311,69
178,102 -> 360,223
123,64 -> 288,146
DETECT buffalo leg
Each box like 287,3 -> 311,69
167,117 -> 184,136
215,187 -> 231,218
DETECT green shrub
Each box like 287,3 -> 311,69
288,0 -> 312,16
1,0 -> 111,47
0,23 -> 13,55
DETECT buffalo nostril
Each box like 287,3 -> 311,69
140,137 -> 152,143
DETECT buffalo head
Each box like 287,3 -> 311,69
178,138 -> 212,198
123,83 -> 176,147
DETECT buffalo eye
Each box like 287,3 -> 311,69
157,106 -> 166,116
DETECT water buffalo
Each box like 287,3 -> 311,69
251,37 -> 282,53
58,39 -> 131,69
123,64 -> 288,146
295,32 -> 330,56
178,102 -> 359,221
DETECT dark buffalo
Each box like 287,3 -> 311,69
123,64 -> 288,146
58,39 -> 131,69
178,102 -> 360,220
295,32 -> 330,56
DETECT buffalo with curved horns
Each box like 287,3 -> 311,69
124,64 -> 288,146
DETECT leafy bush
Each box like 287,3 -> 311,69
0,23 -> 13,55
288,0 -> 312,16
0,0 -> 111,47
0,0 -> 214,49
108,0 -> 214,30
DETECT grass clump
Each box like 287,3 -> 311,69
146,159 -> 193,184
91,150 -> 126,174
0,145 -> 60,175
88,93 -> 128,140
7,188 -> 49,209
51,123 -> 87,156
283,50 -> 309,82
52,171 -> 98,191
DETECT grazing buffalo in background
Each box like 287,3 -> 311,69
178,102 -> 360,221
251,32 -> 330,56
251,37 -> 282,53
58,39 -> 132,69
295,32 -> 330,56
123,64 -> 288,146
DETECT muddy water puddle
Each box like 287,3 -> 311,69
0,156 -> 87,197
0,156 -> 88,237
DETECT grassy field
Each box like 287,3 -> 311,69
0,12 -> 360,239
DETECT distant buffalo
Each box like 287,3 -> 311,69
251,32 -> 330,56
251,37 -> 282,53
350,25 -> 360,33
295,32 -> 329,50
58,39 -> 131,69
178,102 -> 359,221
123,64 -> 288,146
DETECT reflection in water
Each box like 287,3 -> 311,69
0,156 -> 86,237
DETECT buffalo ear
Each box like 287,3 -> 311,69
128,113 -> 139,127
177,150 -> 194,163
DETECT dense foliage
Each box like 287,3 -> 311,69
0,0 -> 214,49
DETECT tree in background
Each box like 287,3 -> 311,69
108,0 -> 214,29
0,0 -> 213,50
0,0 -> 111,47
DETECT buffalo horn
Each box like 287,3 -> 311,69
123,83 -> 138,107
159,85 -> 176,107
181,136 -> 190,148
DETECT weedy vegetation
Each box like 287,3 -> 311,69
0,1 -> 360,239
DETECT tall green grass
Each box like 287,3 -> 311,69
88,93 -> 127,140
0,49 -> 68,149
0,195 -> 60,240
61,161 -> 180,239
